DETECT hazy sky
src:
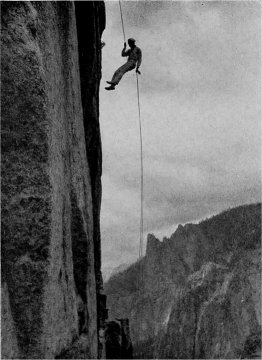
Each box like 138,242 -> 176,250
99,0 -> 261,277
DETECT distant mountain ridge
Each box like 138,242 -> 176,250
103,262 -> 132,282
105,203 -> 261,359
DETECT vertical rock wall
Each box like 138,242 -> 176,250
1,1 -> 105,359
75,0 -> 106,331
105,319 -> 133,359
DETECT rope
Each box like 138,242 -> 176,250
118,0 -> 126,43
134,75 -> 144,289
118,0 -> 144,333
136,72 -> 144,267
136,72 -> 144,335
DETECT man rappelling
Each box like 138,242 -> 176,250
105,38 -> 142,91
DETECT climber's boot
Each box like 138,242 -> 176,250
105,85 -> 115,90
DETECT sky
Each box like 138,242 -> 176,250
99,0 -> 261,279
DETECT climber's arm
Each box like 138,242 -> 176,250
121,43 -> 130,57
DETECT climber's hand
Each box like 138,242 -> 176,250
124,42 -> 126,48
136,69 -> 141,74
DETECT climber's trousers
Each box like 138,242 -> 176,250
111,60 -> 136,85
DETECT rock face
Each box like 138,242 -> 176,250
105,204 -> 261,359
1,1 -> 105,359
105,319 -> 133,359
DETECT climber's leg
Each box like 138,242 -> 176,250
109,61 -> 136,86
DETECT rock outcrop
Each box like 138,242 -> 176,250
105,319 -> 133,359
1,1 -> 105,358
105,204 -> 261,359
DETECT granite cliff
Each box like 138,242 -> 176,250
1,1 -> 105,358
105,203 -> 261,359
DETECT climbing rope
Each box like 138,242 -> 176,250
118,0 -> 126,43
118,0 -> 145,329
136,72 -> 144,337
136,72 -> 144,276
118,0 -> 144,266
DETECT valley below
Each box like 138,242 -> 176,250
105,203 -> 261,359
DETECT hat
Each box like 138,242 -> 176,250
128,38 -> 136,43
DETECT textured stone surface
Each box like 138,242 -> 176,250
105,319 -> 133,359
1,1 -> 105,358
105,204 -> 261,358
106,224 -> 212,345
1,282 -> 20,359
157,259 -> 261,359
75,2 -> 106,343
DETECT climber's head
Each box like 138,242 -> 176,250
128,38 -> 136,48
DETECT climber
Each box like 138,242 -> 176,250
105,38 -> 142,90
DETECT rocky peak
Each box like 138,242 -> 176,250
146,234 -> 162,257
105,203 -> 261,358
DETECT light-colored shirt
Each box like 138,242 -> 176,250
122,46 -> 142,68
